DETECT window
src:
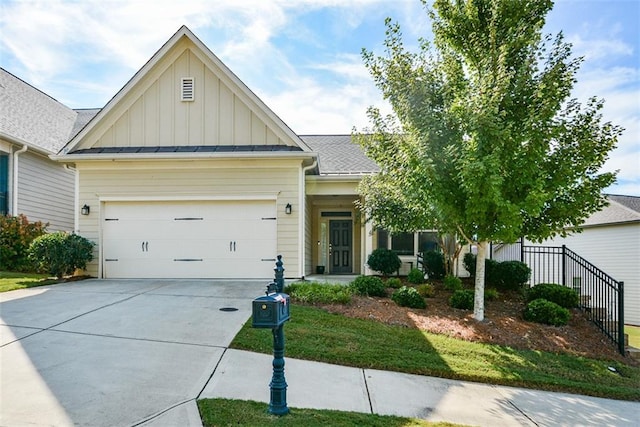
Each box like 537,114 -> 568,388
418,231 -> 439,253
0,153 -> 8,215
376,229 -> 388,250
391,232 -> 414,256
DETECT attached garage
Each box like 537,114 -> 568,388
102,200 -> 277,279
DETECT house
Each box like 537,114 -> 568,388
516,195 -> 640,326
0,68 -> 93,231
52,26 -> 391,280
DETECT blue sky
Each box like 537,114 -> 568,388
1,0 -> 638,195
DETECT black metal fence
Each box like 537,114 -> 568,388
491,241 -> 625,355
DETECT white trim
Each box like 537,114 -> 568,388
299,159 -> 318,278
12,145 -> 27,214
51,152 -> 317,162
98,194 -> 279,202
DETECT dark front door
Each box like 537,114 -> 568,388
330,220 -> 352,274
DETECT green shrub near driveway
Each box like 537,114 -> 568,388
526,283 -> 579,308
0,214 -> 48,271
392,286 -> 427,309
366,248 -> 401,277
523,298 -> 571,326
407,268 -> 425,284
29,232 -> 95,279
449,289 -> 475,310
350,275 -> 386,297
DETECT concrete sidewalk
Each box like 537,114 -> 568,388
201,348 -> 640,427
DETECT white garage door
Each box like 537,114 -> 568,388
102,200 -> 277,278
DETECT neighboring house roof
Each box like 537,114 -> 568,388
300,135 -> 379,176
70,108 -> 101,139
0,67 -> 77,153
582,194 -> 640,227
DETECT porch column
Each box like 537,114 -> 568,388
363,216 -> 373,275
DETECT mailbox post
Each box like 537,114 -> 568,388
251,257 -> 290,416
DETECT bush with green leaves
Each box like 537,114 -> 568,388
0,214 -> 48,271
407,267 -> 425,284
463,252 -> 476,277
449,289 -> 474,310
484,258 -> 500,287
523,298 -> 571,326
494,261 -> 531,291
366,248 -> 401,277
443,274 -> 463,291
386,277 -> 402,288
485,288 -> 500,301
416,283 -> 435,298
349,275 -> 386,297
284,282 -> 351,304
28,232 -> 94,279
526,283 -> 579,308
391,286 -> 426,309
422,250 -> 445,279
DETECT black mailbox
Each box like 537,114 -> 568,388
252,292 -> 290,328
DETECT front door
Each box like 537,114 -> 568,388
329,220 -> 352,274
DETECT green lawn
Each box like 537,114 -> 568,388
0,271 -> 57,293
627,325 -> 640,348
231,305 -> 640,401
198,398 -> 463,427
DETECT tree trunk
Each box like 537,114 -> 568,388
474,240 -> 488,321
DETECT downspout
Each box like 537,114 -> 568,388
12,145 -> 28,215
299,158 -> 318,279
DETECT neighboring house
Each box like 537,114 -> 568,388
0,67 -> 87,231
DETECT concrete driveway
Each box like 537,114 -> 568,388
0,279 -> 265,426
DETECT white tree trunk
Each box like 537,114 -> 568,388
474,240 -> 488,321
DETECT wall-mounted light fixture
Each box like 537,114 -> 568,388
285,203 -> 292,215
81,204 -> 90,216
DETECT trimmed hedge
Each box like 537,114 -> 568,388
367,248 -> 401,277
523,298 -> 571,326
449,289 -> 474,310
407,268 -> 425,285
392,286 -> 426,309
526,283 -> 579,308
28,232 -> 94,278
386,277 -> 403,289
422,250 -> 445,279
285,282 -> 352,305
463,253 -> 530,291
350,275 -> 386,297
443,274 -> 463,291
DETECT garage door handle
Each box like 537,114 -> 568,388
229,241 -> 236,252
233,241 -> 236,251
142,241 -> 149,252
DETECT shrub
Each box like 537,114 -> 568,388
449,289 -> 475,310
407,268 -> 425,285
367,248 -> 401,277
422,251 -> 445,279
28,232 -> 94,279
416,283 -> 435,298
284,282 -> 351,304
349,275 -> 386,297
485,288 -> 500,301
392,286 -> 426,309
526,283 -> 579,308
386,277 -> 402,289
463,252 -> 476,277
484,259 -> 500,287
523,298 -> 571,326
0,214 -> 48,271
443,274 -> 463,291
494,261 -> 531,291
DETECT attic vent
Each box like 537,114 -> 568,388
181,77 -> 194,101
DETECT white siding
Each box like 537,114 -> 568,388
17,151 -> 74,231
525,224 -> 640,326
76,159 -> 302,278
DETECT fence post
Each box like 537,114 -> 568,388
618,281 -> 625,355
519,237 -> 524,263
561,245 -> 566,287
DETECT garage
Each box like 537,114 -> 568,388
102,200 -> 277,279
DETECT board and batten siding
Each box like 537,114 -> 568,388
76,42 -> 295,150
525,224 -> 640,326
76,159 -> 302,278
17,151 -> 74,231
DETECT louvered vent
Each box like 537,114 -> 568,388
181,77 -> 194,101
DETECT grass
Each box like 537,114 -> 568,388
231,305 -> 640,401
198,398 -> 463,427
0,271 -> 56,292
627,325 -> 640,348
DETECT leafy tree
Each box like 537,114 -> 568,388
357,0 -> 621,320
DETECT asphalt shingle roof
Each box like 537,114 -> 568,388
0,68 -> 78,153
299,135 -> 379,175
583,194 -> 640,226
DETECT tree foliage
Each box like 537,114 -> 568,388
357,0 -> 622,320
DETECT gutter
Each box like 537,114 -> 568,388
12,145 -> 28,215
299,158 -> 318,279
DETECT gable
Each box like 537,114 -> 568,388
64,27 -> 310,156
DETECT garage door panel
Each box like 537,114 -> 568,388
102,201 -> 277,279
